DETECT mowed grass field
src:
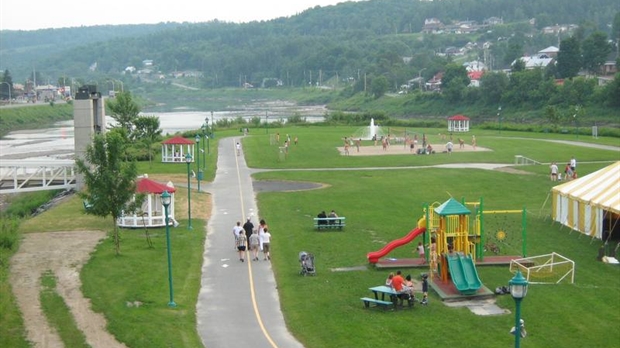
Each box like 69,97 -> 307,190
9,126 -> 620,348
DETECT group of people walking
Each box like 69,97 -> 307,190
233,218 -> 272,262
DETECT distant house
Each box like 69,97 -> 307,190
467,71 -> 485,87
600,61 -> 617,76
425,72 -> 443,91
484,17 -> 503,26
513,54 -> 554,70
542,24 -> 578,35
539,46 -> 559,58
143,59 -> 154,66
422,18 -> 444,33
124,66 -> 136,73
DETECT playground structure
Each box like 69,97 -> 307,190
367,197 -> 527,296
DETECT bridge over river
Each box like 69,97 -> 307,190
0,160 -> 76,194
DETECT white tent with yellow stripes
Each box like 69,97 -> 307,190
551,161 -> 620,240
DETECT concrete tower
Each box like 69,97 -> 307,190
73,85 -> 105,190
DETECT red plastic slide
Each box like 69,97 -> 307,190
367,227 -> 426,264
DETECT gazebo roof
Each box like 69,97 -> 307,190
136,178 -> 176,194
162,136 -> 195,145
448,114 -> 470,121
434,198 -> 471,216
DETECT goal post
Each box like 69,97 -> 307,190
509,252 -> 575,284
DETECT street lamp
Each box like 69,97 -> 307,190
0,81 -> 11,104
509,270 -> 529,348
194,135 -> 201,193
265,111 -> 269,134
185,153 -> 193,230
203,117 -> 210,155
161,190 -> 176,308
573,106 -> 579,140
498,106 -> 502,134
210,111 -> 215,139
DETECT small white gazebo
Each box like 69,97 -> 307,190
448,114 -> 470,132
117,176 -> 177,228
161,136 -> 196,163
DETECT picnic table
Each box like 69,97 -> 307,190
361,285 -> 415,310
313,217 -> 346,230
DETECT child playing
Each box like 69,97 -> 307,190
416,242 -> 425,263
420,273 -> 429,305
385,272 -> 394,287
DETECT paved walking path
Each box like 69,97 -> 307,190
196,136 -> 303,348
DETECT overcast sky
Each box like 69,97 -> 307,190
1,0 -> 362,31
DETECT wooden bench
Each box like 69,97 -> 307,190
360,297 -> 393,309
313,217 -> 346,230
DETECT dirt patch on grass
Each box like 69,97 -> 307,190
338,143 -> 491,156
10,231 -> 127,348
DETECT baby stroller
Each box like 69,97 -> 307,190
299,251 -> 316,276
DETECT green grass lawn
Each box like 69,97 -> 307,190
7,126 -> 620,347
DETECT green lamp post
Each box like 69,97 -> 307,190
509,270 -> 529,348
185,153 -> 193,230
161,190 -> 176,307
194,134 -> 201,193
498,106 -> 502,134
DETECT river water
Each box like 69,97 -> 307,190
0,107 -> 326,161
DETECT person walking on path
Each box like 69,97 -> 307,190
262,228 -> 272,260
249,231 -> 260,261
243,218 -> 254,246
232,221 -> 244,250
258,219 -> 268,251
236,232 -> 247,262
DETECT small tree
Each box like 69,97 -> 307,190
106,91 -> 140,134
75,129 -> 142,255
133,115 -> 162,166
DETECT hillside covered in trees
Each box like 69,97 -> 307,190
1,0 -> 619,123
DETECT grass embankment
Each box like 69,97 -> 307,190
7,126 -> 620,347
1,190 -> 64,348
0,103 -> 73,138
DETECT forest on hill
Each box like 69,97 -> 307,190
1,0 -> 619,123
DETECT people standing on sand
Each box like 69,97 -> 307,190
446,141 -> 453,155
459,138 -> 465,149
471,135 -> 477,150
355,138 -> 361,152
343,137 -> 350,155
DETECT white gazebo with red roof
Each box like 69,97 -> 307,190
447,114 -> 470,132
118,176 -> 177,228
161,136 -> 196,163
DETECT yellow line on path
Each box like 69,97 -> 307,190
233,139 -> 278,348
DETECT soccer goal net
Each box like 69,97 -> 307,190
509,252 -> 575,284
